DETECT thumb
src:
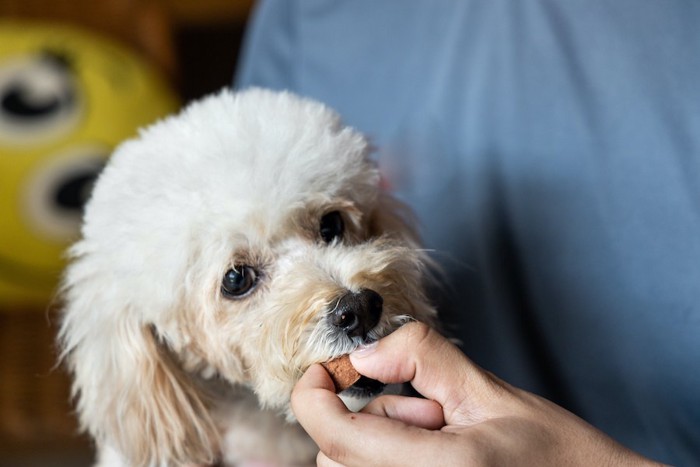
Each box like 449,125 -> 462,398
349,322 -> 496,424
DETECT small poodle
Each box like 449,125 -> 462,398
58,88 -> 437,466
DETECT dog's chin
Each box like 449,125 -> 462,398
344,375 -> 386,398
337,375 -> 387,413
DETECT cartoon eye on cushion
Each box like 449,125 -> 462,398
0,50 -> 82,146
0,21 -> 179,307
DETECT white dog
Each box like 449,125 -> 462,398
58,88 -> 437,466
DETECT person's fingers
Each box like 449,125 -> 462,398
361,394 -> 445,430
349,321 -> 500,423
292,364 -> 448,467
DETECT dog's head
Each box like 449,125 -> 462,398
58,88 -> 436,465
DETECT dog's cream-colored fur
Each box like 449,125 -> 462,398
58,88 -> 437,466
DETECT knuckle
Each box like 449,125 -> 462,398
322,437 -> 350,466
403,320 -> 433,344
404,321 -> 447,357
289,383 -> 305,414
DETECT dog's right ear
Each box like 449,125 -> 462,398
58,246 -> 219,466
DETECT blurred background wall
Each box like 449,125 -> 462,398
0,1 -> 253,465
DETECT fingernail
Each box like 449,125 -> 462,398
351,341 -> 378,358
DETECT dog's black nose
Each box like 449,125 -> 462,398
329,289 -> 383,339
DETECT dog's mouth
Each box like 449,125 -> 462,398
342,375 -> 385,398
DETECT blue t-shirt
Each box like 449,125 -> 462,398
235,1 -> 700,464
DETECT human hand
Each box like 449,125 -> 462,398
292,322 -> 662,466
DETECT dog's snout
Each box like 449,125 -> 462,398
329,288 -> 383,339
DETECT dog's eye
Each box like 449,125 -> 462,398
320,211 -> 344,244
221,266 -> 258,298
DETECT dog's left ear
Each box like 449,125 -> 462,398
369,190 -> 442,329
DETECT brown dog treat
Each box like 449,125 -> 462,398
321,354 -> 361,393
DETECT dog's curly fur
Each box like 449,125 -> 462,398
58,88 -> 437,466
